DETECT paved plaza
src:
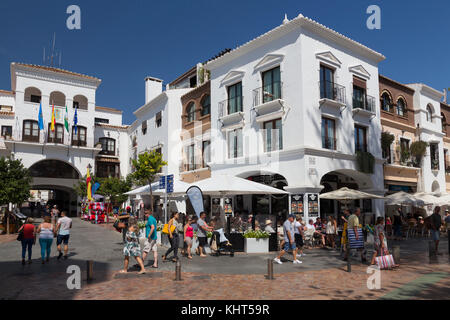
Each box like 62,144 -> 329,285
0,218 -> 449,300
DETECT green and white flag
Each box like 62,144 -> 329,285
64,105 -> 69,132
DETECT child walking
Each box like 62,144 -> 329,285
120,220 -> 146,274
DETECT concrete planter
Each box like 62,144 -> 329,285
244,238 -> 269,253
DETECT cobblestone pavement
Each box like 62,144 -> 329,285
1,218 -> 449,300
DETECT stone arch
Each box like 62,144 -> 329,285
24,87 -> 41,103
73,94 -> 88,110
431,180 -> 440,193
29,159 -> 80,180
49,91 -> 66,107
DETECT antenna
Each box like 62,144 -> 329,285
43,32 -> 62,67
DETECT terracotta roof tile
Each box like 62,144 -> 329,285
13,63 -> 101,81
95,106 -> 123,114
0,89 -> 14,95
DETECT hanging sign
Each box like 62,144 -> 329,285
224,197 -> 233,216
308,194 -> 319,217
290,194 -> 304,215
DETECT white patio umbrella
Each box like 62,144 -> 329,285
125,180 -> 191,196
434,193 -> 450,206
319,187 -> 384,200
385,191 -> 425,206
413,192 -> 441,205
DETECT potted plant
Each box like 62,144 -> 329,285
243,229 -> 270,253
156,223 -> 163,245
137,221 -> 146,239
381,132 -> 395,160
410,141 -> 428,168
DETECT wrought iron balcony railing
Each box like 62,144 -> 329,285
319,80 -> 346,105
253,81 -> 283,107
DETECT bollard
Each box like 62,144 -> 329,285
347,259 -> 351,272
393,246 -> 400,264
174,260 -> 182,281
266,259 -> 274,280
428,241 -> 436,258
87,260 -> 94,282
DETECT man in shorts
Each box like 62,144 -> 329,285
56,211 -> 72,260
430,206 -> 443,254
274,214 -> 301,265
197,212 -> 213,257
142,210 -> 158,268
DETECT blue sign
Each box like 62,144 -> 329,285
159,176 -> 165,189
167,174 -> 174,193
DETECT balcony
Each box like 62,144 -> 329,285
319,80 -> 346,110
252,82 -> 285,122
352,94 -> 376,116
322,137 -> 337,151
218,97 -> 244,129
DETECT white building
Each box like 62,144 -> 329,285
204,14 -> 387,221
0,63 -> 129,216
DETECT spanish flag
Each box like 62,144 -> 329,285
50,104 -> 56,132
86,167 -> 93,201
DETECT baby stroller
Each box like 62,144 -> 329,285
209,228 -> 234,257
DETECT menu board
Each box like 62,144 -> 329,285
224,197 -> 233,216
290,194 -> 304,215
308,194 -> 319,217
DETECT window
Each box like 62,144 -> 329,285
186,144 -> 195,171
156,111 -> 162,127
72,126 -> 87,146
228,128 -> 243,158
441,113 -> 446,133
190,76 -> 197,88
47,123 -> 64,144
321,117 -> 336,150
426,105 -> 433,122
1,126 -> 12,138
24,87 -> 41,103
30,95 -> 41,103
263,118 -> 283,152
73,95 -> 88,110
430,143 -> 439,170
186,102 -> 196,122
200,95 -> 210,116
96,162 -> 120,178
354,125 -> 367,152
397,98 -> 406,117
202,140 -> 211,167
49,91 -> 65,107
22,120 -> 39,142
320,65 -> 335,99
382,137 -> 392,164
99,137 -> 115,156
353,77 -> 367,110
73,101 -> 79,109
227,82 -> 243,114
400,138 -> 410,164
262,66 -> 281,103
95,118 -> 109,124
141,120 -> 147,135
381,92 -> 391,112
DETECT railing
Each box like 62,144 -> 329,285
352,94 -> 375,112
253,81 -> 283,107
431,160 -> 440,171
319,80 -> 346,105
322,137 -> 337,150
218,96 -> 244,118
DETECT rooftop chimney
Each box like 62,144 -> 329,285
145,77 -> 163,104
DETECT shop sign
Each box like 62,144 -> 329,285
291,194 -> 304,215
308,194 -> 319,217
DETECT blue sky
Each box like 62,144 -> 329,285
1,0 -> 449,124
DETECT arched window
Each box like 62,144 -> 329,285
186,102 -> 196,122
396,98 -> 406,117
426,104 -> 433,122
47,123 -> 64,144
72,126 -> 87,147
24,87 -> 41,103
73,95 -> 88,110
381,92 -> 391,112
22,120 -> 39,142
49,91 -> 66,107
441,113 -> 447,133
200,95 -> 210,116
99,137 -> 116,155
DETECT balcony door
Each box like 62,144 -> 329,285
227,82 -> 242,114
262,66 -> 281,103
320,65 -> 334,99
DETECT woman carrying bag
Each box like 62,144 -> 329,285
371,216 -> 399,268
162,212 -> 180,262
18,217 -> 36,265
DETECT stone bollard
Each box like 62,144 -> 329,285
393,246 -> 400,264
266,259 -> 274,280
174,260 -> 182,281
428,241 -> 436,258
87,260 -> 94,282
347,259 -> 351,272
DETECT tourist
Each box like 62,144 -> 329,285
51,205 -> 60,224
162,212 -> 181,262
344,208 -> 366,263
117,206 -> 131,244
277,220 -> 285,251
370,216 -> 399,267
142,210 -> 158,268
196,211 -> 212,258
393,208 -> 403,240
120,218 -> 145,274
18,217 -> 35,265
326,216 -> 337,249
314,218 -> 324,231
36,216 -> 54,264
294,216 -> 305,257
306,219 -> 325,247
42,204 -> 51,219
430,206 -> 443,254
264,219 -> 276,233
55,211 -> 72,260
274,214 -> 301,265
184,216 -> 194,259
385,217 -> 392,237
445,210 -> 450,246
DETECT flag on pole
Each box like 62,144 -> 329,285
64,105 -> 69,133
86,167 -> 93,201
50,105 -> 55,131
73,106 -> 78,134
38,103 -> 44,130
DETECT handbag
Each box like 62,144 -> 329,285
16,228 -> 24,242
162,223 -> 176,235
347,228 -> 364,249
375,250 -> 396,269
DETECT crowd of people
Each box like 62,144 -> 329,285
17,205 -> 73,264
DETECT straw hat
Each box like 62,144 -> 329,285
265,219 -> 272,225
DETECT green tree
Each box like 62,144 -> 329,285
0,156 -> 32,234
98,175 -> 133,206
131,150 -> 167,212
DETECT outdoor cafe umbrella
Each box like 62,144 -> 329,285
319,187 -> 384,209
384,191 -> 425,207
412,192 -> 441,206
124,180 -> 191,197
